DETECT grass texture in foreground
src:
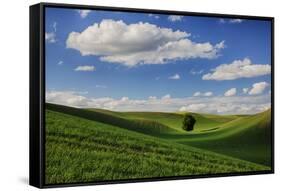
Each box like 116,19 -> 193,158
45,103 -> 271,184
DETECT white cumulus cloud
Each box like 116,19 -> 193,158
190,69 -> 204,75
248,82 -> 269,95
45,32 -> 56,43
53,22 -> 57,32
243,88 -> 249,94
168,73 -> 180,80
148,14 -> 160,19
74,65 -> 96,72
204,92 -> 213,96
193,92 -> 201,97
46,91 -> 89,107
224,88 -> 237,97
148,96 -> 157,100
202,58 -> 271,81
57,60 -> 63,65
219,18 -> 243,24
162,94 -> 171,99
168,15 -> 184,22
181,103 -> 206,112
193,91 -> 213,97
66,19 -> 225,67
230,19 -> 243,23
77,10 -> 91,18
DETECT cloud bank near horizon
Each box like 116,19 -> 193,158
46,90 -> 270,115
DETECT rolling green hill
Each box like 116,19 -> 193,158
91,106 -> 271,166
178,109 -> 272,166
45,103 -> 272,184
88,108 -> 238,133
47,103 -> 176,135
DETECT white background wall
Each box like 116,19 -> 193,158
0,0 -> 279,190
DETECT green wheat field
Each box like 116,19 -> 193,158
45,103 -> 272,184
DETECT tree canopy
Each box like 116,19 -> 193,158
182,114 -> 196,131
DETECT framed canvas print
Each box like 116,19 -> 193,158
30,3 -> 274,188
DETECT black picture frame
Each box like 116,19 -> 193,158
30,2 -> 275,189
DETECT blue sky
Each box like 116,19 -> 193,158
45,7 -> 272,114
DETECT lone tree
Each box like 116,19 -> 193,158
182,114 -> 196,131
